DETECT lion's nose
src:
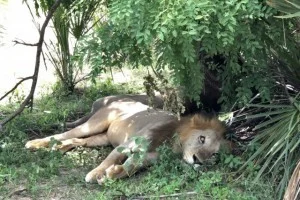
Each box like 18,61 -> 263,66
192,154 -> 203,165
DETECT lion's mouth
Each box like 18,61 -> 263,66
183,152 -> 203,165
183,152 -> 219,167
192,154 -> 203,165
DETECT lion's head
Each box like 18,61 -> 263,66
176,114 -> 226,165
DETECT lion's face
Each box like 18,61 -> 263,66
181,129 -> 222,165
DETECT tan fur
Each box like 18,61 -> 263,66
178,114 -> 226,142
25,95 -> 226,184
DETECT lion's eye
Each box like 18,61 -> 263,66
198,136 -> 205,144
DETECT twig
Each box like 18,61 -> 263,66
8,187 -> 27,198
109,66 -> 114,82
277,66 -> 293,104
44,40 -> 66,85
0,0 -> 63,128
41,50 -> 48,71
74,73 -> 92,85
132,191 -> 198,199
24,0 -> 41,33
13,39 -> 38,46
0,76 -> 33,101
83,17 -> 101,35
227,93 -> 260,126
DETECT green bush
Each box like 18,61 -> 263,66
74,0 -> 296,109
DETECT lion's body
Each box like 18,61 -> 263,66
65,94 -> 164,128
26,95 -> 226,184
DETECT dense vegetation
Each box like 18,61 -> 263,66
0,0 -> 299,199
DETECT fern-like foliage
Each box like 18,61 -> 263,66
240,95 -> 300,199
267,0 -> 300,18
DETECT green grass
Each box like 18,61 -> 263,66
0,81 -> 276,200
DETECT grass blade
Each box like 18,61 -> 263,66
246,109 -> 294,119
247,104 -> 292,109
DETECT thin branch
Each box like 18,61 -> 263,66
24,0 -> 41,33
132,191 -> 198,199
235,93 -> 261,117
73,67 -> 80,83
277,66 -> 293,104
0,76 -> 33,101
44,40 -> 65,83
109,66 -> 114,82
0,0 -> 63,128
74,73 -> 92,85
83,17 -> 101,35
41,49 -> 48,71
13,39 -> 38,46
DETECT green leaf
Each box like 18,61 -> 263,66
195,15 -> 203,20
172,30 -> 177,37
137,37 -> 144,44
153,22 -> 160,29
161,27 -> 168,34
133,153 -> 141,161
204,29 -> 211,34
134,137 -> 142,145
158,32 -> 164,41
224,156 -> 232,164
188,30 -> 198,35
117,146 -> 126,153
228,25 -> 234,32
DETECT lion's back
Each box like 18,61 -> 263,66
107,110 -> 178,148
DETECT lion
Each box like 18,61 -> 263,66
25,94 -> 226,184
65,94 -> 164,129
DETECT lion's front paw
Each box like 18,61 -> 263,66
85,169 -> 106,184
106,165 -> 127,179
25,139 -> 49,149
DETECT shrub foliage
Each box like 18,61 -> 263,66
74,0 -> 296,107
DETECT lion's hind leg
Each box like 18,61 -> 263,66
65,97 -> 109,129
25,107 -> 115,150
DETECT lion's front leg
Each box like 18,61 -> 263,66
98,152 -> 158,184
85,147 -> 127,183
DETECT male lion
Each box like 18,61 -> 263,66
25,95 -> 226,184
